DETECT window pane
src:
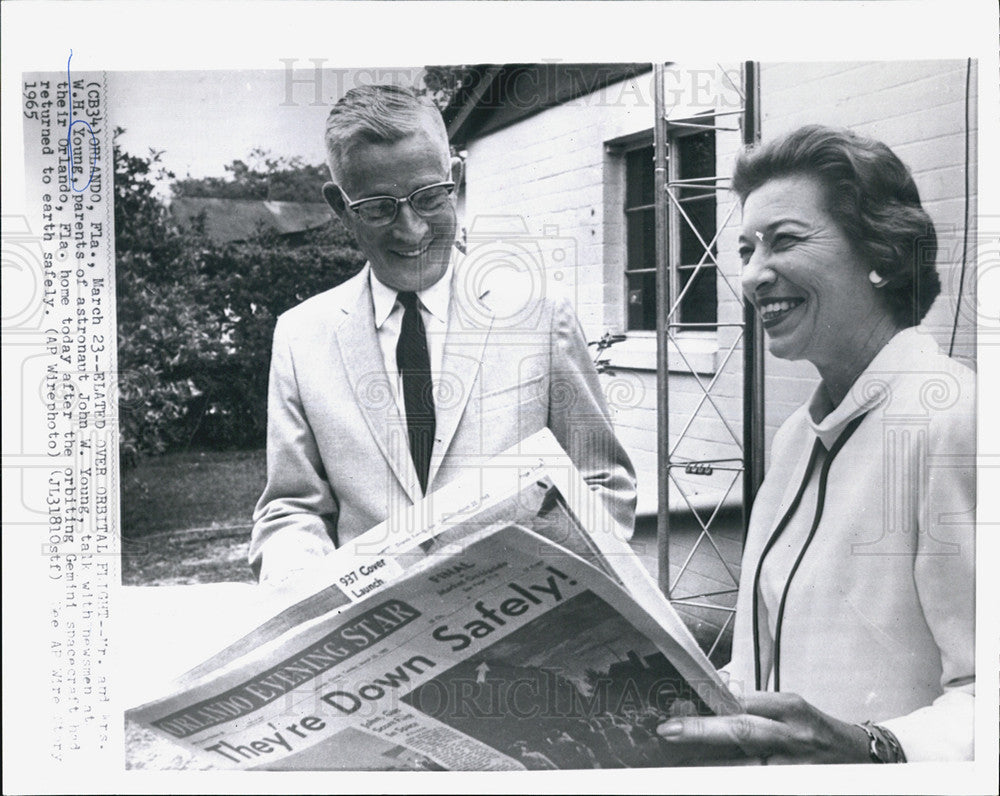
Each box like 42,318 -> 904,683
625,145 -> 655,208
626,270 -> 657,332
677,131 -> 715,180
626,207 -> 656,273
624,142 -> 658,332
676,130 -> 717,329
679,264 -> 717,328
679,195 -> 717,266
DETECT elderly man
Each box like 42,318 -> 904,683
250,84 -> 635,584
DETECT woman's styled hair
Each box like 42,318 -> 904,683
732,125 -> 941,327
324,84 -> 449,183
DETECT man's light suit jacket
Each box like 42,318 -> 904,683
250,263 -> 636,582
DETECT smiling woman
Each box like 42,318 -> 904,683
738,174 -> 903,405
658,125 -> 975,764
733,125 -> 941,406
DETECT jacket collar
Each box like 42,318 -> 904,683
334,255 -> 495,498
807,327 -> 936,449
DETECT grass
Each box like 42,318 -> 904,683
121,449 -> 265,586
122,449 -> 266,535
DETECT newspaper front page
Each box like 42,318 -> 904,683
128,520 -> 735,770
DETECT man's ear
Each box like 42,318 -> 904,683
322,182 -> 348,219
449,156 -> 464,189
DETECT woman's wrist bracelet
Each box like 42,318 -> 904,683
856,721 -> 907,763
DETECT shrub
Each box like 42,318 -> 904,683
116,262 -> 226,460
114,135 -> 364,463
184,224 -> 364,450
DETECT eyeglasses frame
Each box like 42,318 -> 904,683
340,181 -> 456,227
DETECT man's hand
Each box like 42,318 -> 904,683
657,692 -> 874,765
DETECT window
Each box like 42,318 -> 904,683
624,144 -> 657,330
623,130 -> 717,332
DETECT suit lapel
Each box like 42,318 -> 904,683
335,271 -> 422,503
427,281 -> 493,487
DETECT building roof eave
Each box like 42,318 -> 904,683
447,63 -> 653,148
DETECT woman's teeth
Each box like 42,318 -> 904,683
760,299 -> 803,321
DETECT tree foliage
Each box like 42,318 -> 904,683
172,149 -> 330,203
184,223 -> 364,450
114,131 -> 364,464
420,65 -> 475,112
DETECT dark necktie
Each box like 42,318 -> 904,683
395,291 -> 436,494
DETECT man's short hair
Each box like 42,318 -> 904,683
324,84 -> 449,182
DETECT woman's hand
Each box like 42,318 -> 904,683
657,692 -> 873,765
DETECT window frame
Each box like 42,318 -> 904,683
667,126 -> 719,333
606,126 -> 720,373
622,138 -> 658,333
619,129 -> 718,335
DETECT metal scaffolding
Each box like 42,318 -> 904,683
654,62 -> 764,660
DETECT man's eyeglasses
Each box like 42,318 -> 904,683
341,181 -> 456,227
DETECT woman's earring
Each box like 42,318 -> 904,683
869,270 -> 889,288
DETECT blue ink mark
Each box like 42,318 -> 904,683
66,50 -> 97,193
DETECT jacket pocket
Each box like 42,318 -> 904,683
474,373 -> 545,414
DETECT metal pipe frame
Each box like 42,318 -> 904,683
654,62 -> 765,641
653,63 -> 672,597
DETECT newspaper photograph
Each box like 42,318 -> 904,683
3,2 -> 999,794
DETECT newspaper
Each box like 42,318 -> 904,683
169,429 -> 722,688
127,431 -> 739,770
129,527 -> 734,771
